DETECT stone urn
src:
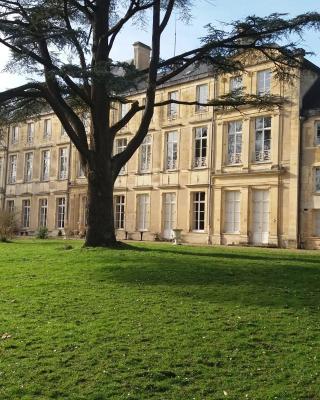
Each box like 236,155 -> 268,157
172,228 -> 183,245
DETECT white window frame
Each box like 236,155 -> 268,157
255,117 -> 271,162
27,123 -> 34,143
139,135 -> 151,173
41,150 -> 50,181
115,138 -> 128,175
8,154 -> 17,184
192,192 -> 206,232
39,198 -> 48,227
56,197 -> 66,229
58,147 -> 68,180
11,126 -> 19,145
167,90 -> 179,118
195,84 -> 208,112
227,121 -> 242,165
314,210 -> 320,236
22,199 -> 31,228
43,118 -> 52,139
230,76 -> 243,94
7,200 -> 15,213
315,167 -> 320,193
257,69 -> 271,95
193,127 -> 207,168
120,103 -> 129,120
24,152 -> 33,182
137,194 -> 150,231
224,191 -> 241,233
165,131 -> 178,170
114,195 -> 125,229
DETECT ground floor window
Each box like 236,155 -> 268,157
6,200 -> 15,213
114,195 -> 125,229
314,210 -> 320,236
136,194 -> 150,231
192,192 -> 205,231
22,199 -> 31,228
56,198 -> 66,229
39,198 -> 48,227
224,191 -> 240,233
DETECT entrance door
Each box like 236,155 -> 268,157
252,190 -> 269,245
163,193 -> 176,239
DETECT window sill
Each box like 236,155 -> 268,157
191,230 -> 206,234
224,163 -> 243,168
223,232 -> 240,235
136,171 -> 152,175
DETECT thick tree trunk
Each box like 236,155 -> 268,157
84,162 -> 117,247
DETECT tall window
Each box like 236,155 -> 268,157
166,131 -> 178,170
139,135 -> 151,172
11,126 -> 19,144
0,157 -> 3,184
228,121 -> 242,164
43,118 -> 51,139
115,138 -> 127,174
39,198 -> 48,227
193,127 -> 207,168
168,91 -> 178,118
82,196 -> 88,226
8,154 -> 17,184
78,159 -> 86,178
315,122 -> 320,146
195,84 -> 208,112
224,191 -> 240,233
192,192 -> 205,231
255,117 -> 271,162
137,194 -> 150,231
22,200 -> 31,228
56,198 -> 66,229
315,210 -> 320,236
120,103 -> 129,120
315,168 -> 320,193
41,150 -> 50,181
257,70 -> 271,95
230,76 -> 243,94
7,200 -> 15,213
24,152 -> 33,182
114,195 -> 125,229
58,147 -> 68,180
27,123 -> 34,143
61,123 -> 67,137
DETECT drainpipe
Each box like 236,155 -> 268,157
297,115 -> 305,249
1,126 -> 10,209
65,140 -> 72,234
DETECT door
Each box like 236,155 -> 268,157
163,193 -> 176,239
252,190 -> 269,245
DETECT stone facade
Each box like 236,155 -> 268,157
1,52 -> 320,248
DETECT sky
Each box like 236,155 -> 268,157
0,0 -> 319,91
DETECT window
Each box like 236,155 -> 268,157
7,200 -> 15,213
61,123 -> 67,136
22,200 -> 31,228
0,157 -> 3,183
82,112 -> 90,133
255,117 -> 271,162
8,155 -> 17,184
82,196 -> 88,226
41,150 -> 50,181
137,194 -> 150,231
115,138 -> 127,174
43,119 -> 51,139
315,122 -> 320,146
228,121 -> 242,164
168,91 -> 178,118
78,159 -> 86,178
193,127 -> 207,168
58,148 -> 68,180
166,131 -> 178,170
56,198 -> 66,229
11,126 -> 19,144
120,103 -> 129,120
114,195 -> 125,229
27,123 -> 34,143
192,192 -> 205,231
39,198 -> 48,227
315,168 -> 320,193
224,191 -> 240,233
195,84 -> 208,112
257,70 -> 271,95
24,152 -> 33,182
230,76 -> 243,94
315,210 -> 320,236
139,135 -> 151,172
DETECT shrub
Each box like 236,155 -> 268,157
0,210 -> 19,242
36,226 -> 49,239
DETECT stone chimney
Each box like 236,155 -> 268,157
133,42 -> 151,70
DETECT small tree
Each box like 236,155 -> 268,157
0,1 -> 319,247
0,209 -> 18,242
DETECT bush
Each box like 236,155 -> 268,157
0,210 -> 19,242
36,226 -> 49,239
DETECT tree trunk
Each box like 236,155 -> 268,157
84,161 -> 117,247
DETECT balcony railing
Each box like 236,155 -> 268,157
255,149 -> 271,162
166,159 -> 177,170
228,153 -> 242,165
193,157 -> 207,168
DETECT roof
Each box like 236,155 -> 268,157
302,77 -> 320,113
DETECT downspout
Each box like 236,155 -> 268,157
65,140 -> 72,235
2,126 -> 10,209
297,115 -> 305,249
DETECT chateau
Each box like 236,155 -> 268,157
1,43 -> 320,249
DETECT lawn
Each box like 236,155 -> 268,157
0,240 -> 320,400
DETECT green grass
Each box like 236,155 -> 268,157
0,240 -> 320,400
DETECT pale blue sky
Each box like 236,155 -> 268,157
0,0 -> 319,90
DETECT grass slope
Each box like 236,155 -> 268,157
0,240 -> 320,400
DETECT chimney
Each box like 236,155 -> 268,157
133,42 -> 151,70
